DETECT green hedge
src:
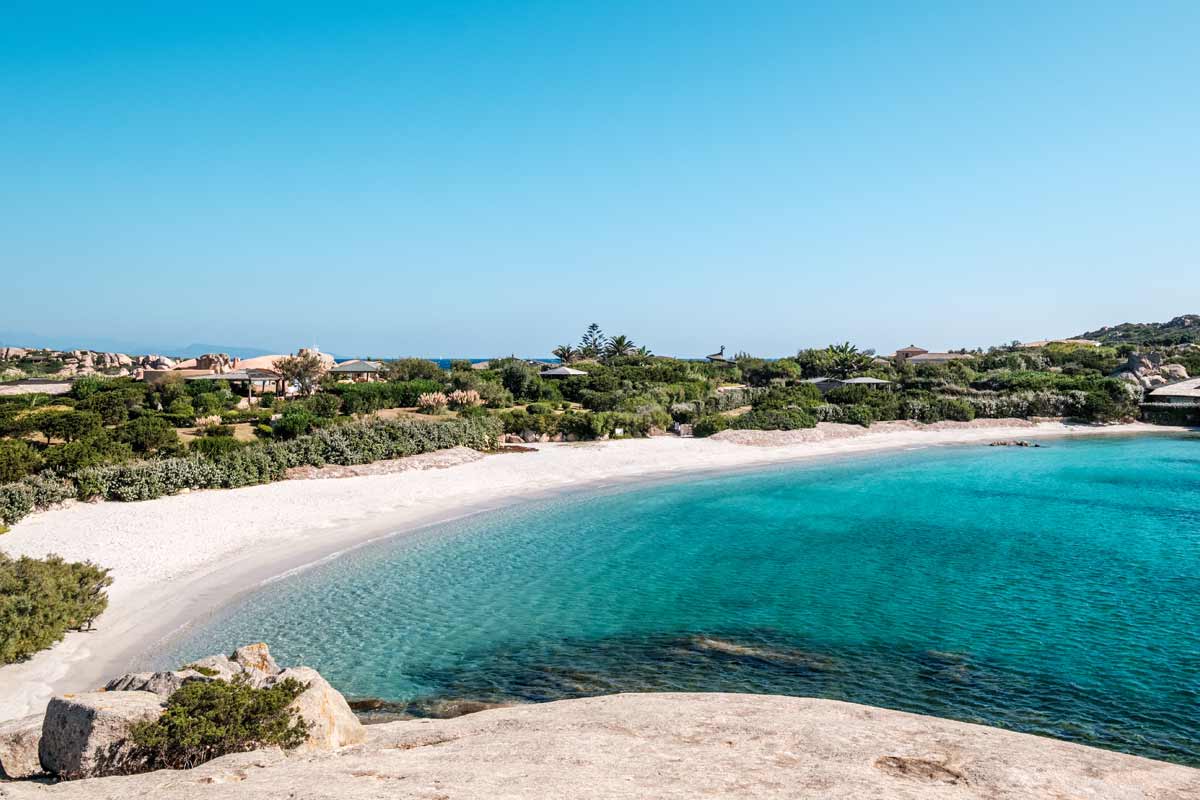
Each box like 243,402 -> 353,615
0,416 -> 501,524
74,415 -> 502,502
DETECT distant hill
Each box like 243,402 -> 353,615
1076,315 -> 1200,346
0,331 -> 281,359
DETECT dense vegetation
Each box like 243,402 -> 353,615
0,321 -> 1189,530
129,676 -> 310,771
1076,314 -> 1200,347
0,553 -> 111,663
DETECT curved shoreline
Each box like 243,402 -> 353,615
0,420 -> 1185,721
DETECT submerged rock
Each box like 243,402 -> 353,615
38,691 -> 164,780
0,714 -> 44,779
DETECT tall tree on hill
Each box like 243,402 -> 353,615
578,323 -> 607,360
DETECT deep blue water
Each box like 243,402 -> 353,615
155,434 -> 1200,765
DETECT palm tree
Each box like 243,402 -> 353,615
635,345 -> 653,358
603,335 -> 637,360
552,344 -> 578,364
826,342 -> 873,379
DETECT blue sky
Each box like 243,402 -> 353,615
3,1 -> 1197,357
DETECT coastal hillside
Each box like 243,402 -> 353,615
6,694 -> 1196,799
1077,314 -> 1200,346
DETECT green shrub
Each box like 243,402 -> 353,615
844,404 -> 875,427
129,676 -> 310,771
0,475 -> 75,526
190,436 -> 245,459
120,415 -> 183,454
42,431 -> 133,473
693,414 -> 730,437
272,407 -> 317,440
0,439 -> 42,482
525,403 -> 552,415
76,391 -> 133,426
74,416 -> 502,503
728,407 -> 817,431
258,392 -> 276,409
305,393 -> 342,419
0,553 -> 111,663
383,358 -> 445,382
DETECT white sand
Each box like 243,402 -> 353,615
0,420 -> 1171,721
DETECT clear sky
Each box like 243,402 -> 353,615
3,1 -> 1197,357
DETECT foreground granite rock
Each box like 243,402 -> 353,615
37,692 -> 164,780
269,668 -> 365,751
4,694 -> 1196,799
0,715 -> 44,779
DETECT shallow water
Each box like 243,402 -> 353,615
154,434 -> 1200,765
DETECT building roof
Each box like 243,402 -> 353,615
540,366 -> 588,377
186,368 -> 281,382
906,352 -> 974,363
330,360 -> 383,373
841,377 -> 892,384
801,376 -> 837,384
894,345 -> 929,356
1147,378 -> 1200,399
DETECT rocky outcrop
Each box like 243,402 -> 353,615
231,643 -> 280,679
1111,352 -> 1190,391
18,645 -> 362,783
5,694 -> 1197,799
0,714 -> 44,779
103,670 -> 210,698
269,668 -> 365,751
38,692 -> 164,780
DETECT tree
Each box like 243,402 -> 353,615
383,358 -> 445,382
119,415 -> 181,454
578,323 -> 607,360
0,439 -> 42,482
552,344 -> 578,364
29,410 -> 103,444
603,334 -> 637,360
274,352 -> 326,396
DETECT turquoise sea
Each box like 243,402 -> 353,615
154,434 -> 1200,765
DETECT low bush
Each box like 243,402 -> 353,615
0,439 -> 42,482
129,676 -> 310,771
693,414 -> 730,437
0,475 -> 75,526
0,553 -> 111,663
727,407 -> 817,431
190,436 -> 245,459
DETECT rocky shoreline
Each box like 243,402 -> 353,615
2,692 -> 1196,798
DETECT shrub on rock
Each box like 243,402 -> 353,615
128,675 -> 311,770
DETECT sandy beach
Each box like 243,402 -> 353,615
0,420 -> 1176,722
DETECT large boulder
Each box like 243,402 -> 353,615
103,670 -> 210,697
0,714 -> 44,779
270,667 -> 365,751
1161,363 -> 1189,380
39,691 -> 164,780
